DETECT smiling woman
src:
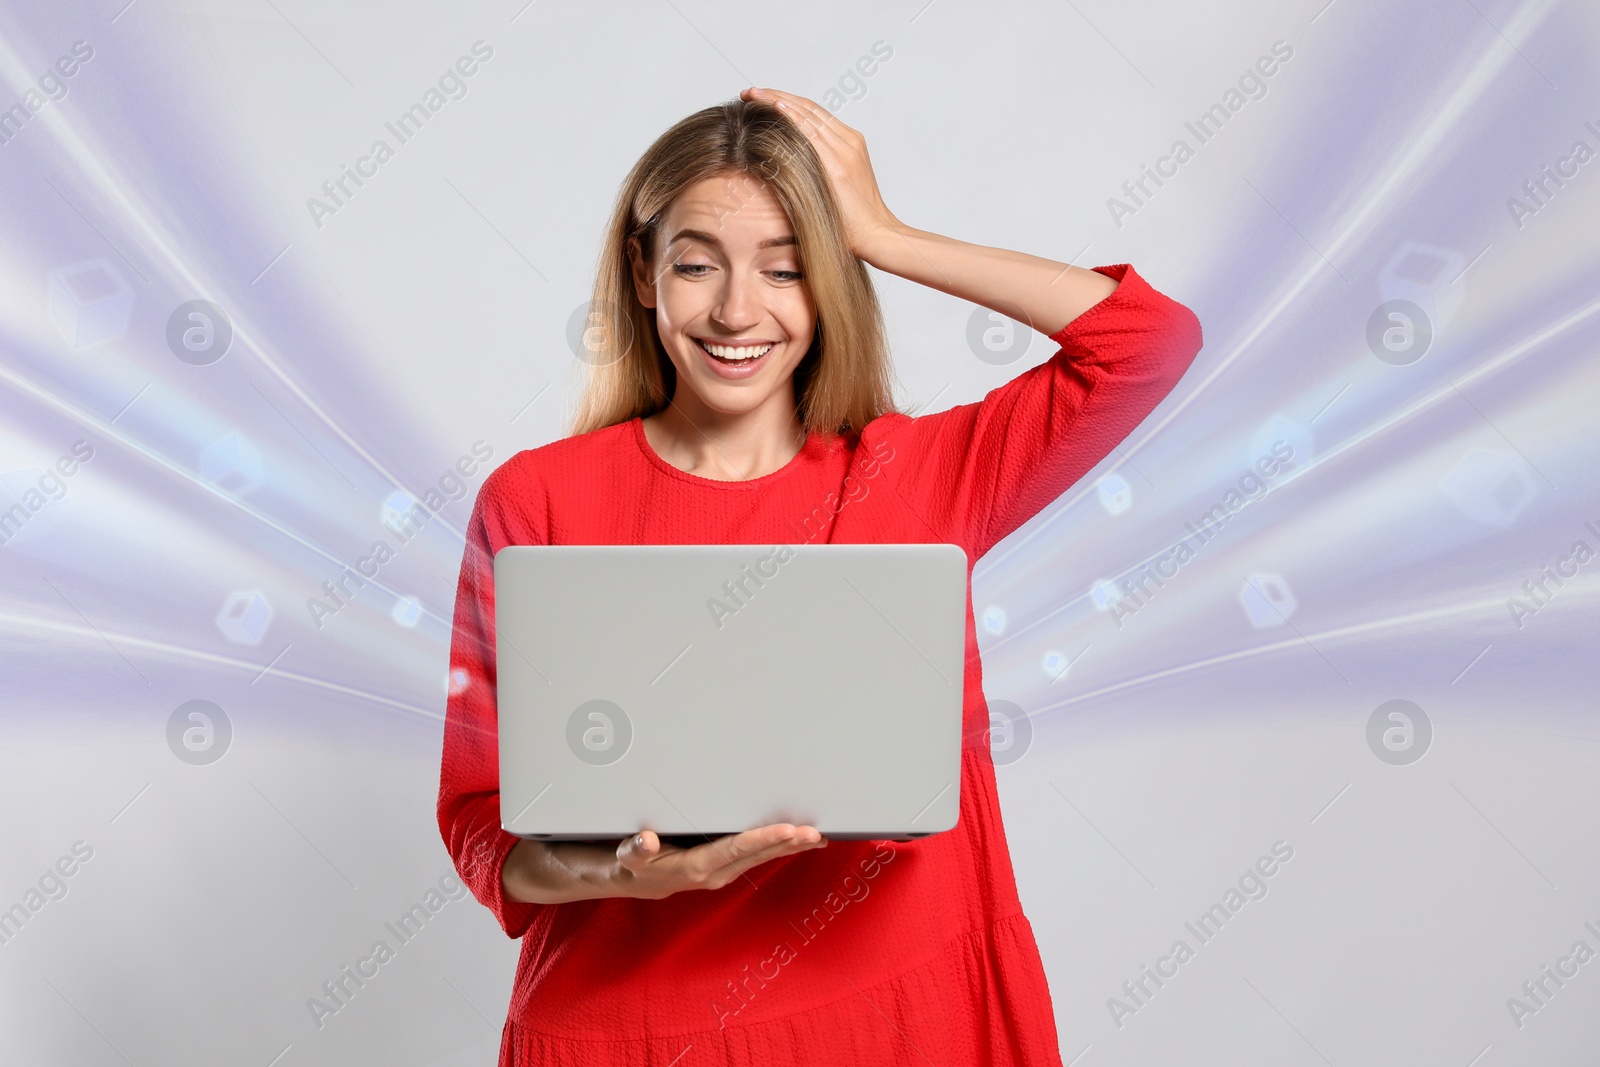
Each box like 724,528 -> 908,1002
438,89 -> 1203,1066
572,96 -> 897,480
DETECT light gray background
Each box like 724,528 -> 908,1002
1,1 -> 1597,1064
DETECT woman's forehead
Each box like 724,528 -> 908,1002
663,176 -> 795,247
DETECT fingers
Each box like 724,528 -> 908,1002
619,824 -> 828,894
705,824 -> 826,878
741,87 -> 874,195
616,829 -> 659,871
742,86 -> 890,254
744,87 -> 856,140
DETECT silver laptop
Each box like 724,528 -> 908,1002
494,543 -> 968,842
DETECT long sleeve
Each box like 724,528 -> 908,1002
437,464 -> 543,939
872,263 -> 1202,559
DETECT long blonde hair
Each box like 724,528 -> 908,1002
568,98 -> 899,439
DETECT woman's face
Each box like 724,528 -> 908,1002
629,173 -> 817,420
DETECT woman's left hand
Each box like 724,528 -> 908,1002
740,86 -> 904,262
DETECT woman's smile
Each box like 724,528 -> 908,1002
692,336 -> 779,378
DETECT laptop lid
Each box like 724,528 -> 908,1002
493,543 -> 968,841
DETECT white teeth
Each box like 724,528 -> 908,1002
699,340 -> 774,362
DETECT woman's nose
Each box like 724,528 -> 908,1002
712,271 -> 760,332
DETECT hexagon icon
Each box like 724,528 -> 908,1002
391,595 -> 422,627
1096,472 -> 1131,515
1439,450 -> 1535,528
216,591 -> 272,645
981,605 -> 1006,634
382,490 -> 426,534
200,433 -> 263,497
1379,240 -> 1464,335
50,259 -> 133,348
1239,573 -> 1296,628
1248,414 -> 1311,474
1090,579 -> 1125,612
1042,650 -> 1068,679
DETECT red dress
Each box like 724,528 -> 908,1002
437,263 -> 1202,1065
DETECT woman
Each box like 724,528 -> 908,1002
438,87 -> 1202,1065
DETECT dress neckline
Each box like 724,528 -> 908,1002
629,416 -> 824,490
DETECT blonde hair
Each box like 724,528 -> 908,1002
568,98 -> 899,439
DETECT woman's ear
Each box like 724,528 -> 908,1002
626,236 -> 658,310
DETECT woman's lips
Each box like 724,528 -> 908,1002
694,337 -> 775,380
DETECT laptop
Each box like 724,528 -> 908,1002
493,543 -> 968,841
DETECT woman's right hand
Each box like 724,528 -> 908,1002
615,824 -> 827,900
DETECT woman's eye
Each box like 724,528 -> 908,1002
672,263 -> 713,276
770,270 -> 803,282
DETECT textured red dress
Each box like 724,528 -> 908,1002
438,263 -> 1202,1065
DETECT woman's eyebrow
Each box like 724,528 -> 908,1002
668,227 -> 797,250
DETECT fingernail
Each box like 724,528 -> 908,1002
635,834 -> 646,848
